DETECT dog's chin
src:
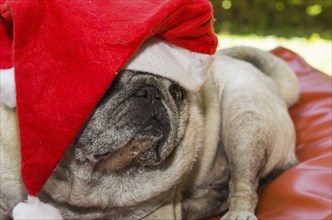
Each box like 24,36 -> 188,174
93,122 -> 175,172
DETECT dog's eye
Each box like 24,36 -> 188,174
169,84 -> 184,102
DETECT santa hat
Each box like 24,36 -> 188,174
0,0 -> 217,219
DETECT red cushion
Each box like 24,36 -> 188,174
212,47 -> 332,219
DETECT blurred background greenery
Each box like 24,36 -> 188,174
211,0 -> 331,75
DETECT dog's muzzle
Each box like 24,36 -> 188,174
73,71 -> 180,172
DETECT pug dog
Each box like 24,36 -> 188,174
0,46 -> 299,219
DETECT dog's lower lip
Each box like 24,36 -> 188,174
94,151 -> 112,160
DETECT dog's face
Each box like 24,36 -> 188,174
73,70 -> 188,171
44,70 -> 203,217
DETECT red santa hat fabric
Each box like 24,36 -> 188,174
0,0 -> 217,198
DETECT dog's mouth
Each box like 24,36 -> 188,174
92,113 -> 175,172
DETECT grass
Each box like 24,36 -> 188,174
217,33 -> 332,76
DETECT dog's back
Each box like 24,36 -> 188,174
194,47 -> 299,219
182,47 -> 299,219
222,46 -> 299,107
211,46 -> 299,176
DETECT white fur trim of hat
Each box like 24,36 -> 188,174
0,67 -> 16,108
124,38 -> 215,91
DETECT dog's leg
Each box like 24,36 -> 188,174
182,188 -> 228,220
221,112 -> 268,220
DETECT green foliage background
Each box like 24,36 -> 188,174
211,0 -> 332,39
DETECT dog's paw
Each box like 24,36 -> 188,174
221,210 -> 257,220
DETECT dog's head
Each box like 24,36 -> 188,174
74,70 -> 189,171
44,70 -> 203,217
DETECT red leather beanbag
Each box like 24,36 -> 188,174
255,48 -> 332,220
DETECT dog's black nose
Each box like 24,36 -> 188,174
134,86 -> 162,104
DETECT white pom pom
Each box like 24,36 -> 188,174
12,196 -> 63,220
0,68 -> 16,108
